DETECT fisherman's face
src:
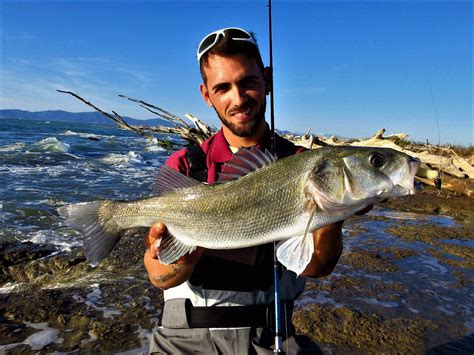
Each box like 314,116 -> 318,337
200,53 -> 267,139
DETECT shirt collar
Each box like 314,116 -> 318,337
208,128 -> 234,163
209,125 -> 274,163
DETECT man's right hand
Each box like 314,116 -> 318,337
144,223 -> 203,289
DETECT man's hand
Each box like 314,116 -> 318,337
302,221 -> 344,278
144,223 -> 203,289
144,223 -> 167,260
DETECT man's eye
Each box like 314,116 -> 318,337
241,79 -> 257,88
214,85 -> 229,93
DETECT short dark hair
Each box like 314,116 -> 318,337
199,30 -> 265,84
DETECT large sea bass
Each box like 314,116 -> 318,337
59,146 -> 420,275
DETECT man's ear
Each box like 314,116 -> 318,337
200,83 -> 213,107
263,66 -> 272,95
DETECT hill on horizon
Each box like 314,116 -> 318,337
0,109 -> 172,127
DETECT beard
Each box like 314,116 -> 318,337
214,99 -> 266,138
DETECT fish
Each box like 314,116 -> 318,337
58,146 -> 420,275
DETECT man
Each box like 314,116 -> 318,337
145,27 -> 343,354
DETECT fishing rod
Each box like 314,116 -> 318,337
267,0 -> 283,353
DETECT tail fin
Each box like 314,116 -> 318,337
58,201 -> 121,266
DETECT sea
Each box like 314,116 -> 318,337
0,118 -> 172,250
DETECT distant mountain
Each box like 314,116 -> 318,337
0,109 -> 173,127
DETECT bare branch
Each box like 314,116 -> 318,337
119,94 -> 191,128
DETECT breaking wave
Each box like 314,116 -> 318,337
99,151 -> 143,166
32,137 -> 71,153
62,130 -> 115,140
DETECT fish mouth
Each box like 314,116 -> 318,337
385,157 -> 421,197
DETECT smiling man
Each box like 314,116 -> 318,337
144,27 -> 343,354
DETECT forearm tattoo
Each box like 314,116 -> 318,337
153,264 -> 185,284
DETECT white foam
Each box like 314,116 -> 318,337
145,143 -> 166,152
0,282 -> 24,293
296,292 -> 343,308
85,283 -> 102,306
0,142 -> 27,151
81,284 -> 122,319
62,130 -> 113,140
27,230 -> 80,251
355,297 -> 399,308
35,137 -> 70,153
22,322 -> 60,350
99,151 -> 143,166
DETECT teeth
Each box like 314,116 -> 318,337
232,108 -> 251,116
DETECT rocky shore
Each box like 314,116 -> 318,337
1,187 -> 473,353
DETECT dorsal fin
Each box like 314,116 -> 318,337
153,165 -> 202,196
218,147 -> 277,183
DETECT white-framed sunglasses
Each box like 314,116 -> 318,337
197,27 -> 257,63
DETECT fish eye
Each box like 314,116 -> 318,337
369,153 -> 385,168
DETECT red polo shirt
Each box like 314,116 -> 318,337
165,127 -> 306,183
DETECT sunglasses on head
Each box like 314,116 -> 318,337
197,27 -> 257,63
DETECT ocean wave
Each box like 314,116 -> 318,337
3,165 -> 47,175
145,143 -> 166,152
4,164 -> 72,177
32,137 -> 71,153
62,130 -> 115,140
0,142 -> 27,152
99,151 -> 143,166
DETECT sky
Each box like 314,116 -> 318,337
1,0 -> 472,146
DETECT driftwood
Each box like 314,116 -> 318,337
58,91 -> 473,198
57,90 -> 214,147
284,128 -> 473,198
290,128 -> 473,180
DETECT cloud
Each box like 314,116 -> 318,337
1,56 -> 160,118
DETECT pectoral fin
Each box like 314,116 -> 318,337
276,233 -> 314,276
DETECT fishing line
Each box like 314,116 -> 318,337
427,74 -> 441,145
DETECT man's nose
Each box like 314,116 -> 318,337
231,86 -> 248,106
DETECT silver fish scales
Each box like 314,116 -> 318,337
59,146 -> 420,274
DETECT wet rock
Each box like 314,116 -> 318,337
386,224 -> 473,243
0,241 -> 57,285
0,227 -> 164,353
293,304 -> 438,353
343,249 -> 398,273
8,249 -> 87,286
383,188 -> 474,224
381,247 -> 418,259
2,189 -> 473,352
